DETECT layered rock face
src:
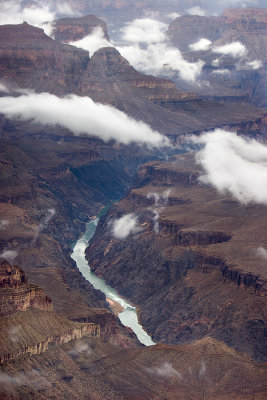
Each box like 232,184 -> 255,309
53,14 -> 110,42
0,260 -> 52,316
87,153 -> 267,362
0,22 -> 266,138
167,15 -> 229,51
1,334 -> 266,399
0,22 -> 89,94
0,261 -> 101,364
168,8 -> 267,58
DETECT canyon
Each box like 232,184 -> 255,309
0,5 -> 266,399
88,153 -> 267,362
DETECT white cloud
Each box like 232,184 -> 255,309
189,38 -> 211,52
199,361 -> 207,377
32,208 -> 56,243
147,189 -> 171,207
255,247 -> 267,260
0,249 -> 18,262
116,18 -> 204,83
212,58 -> 220,67
147,189 -> 171,234
68,341 -> 92,356
191,129 -> 267,205
112,214 -> 141,239
69,27 -> 111,56
149,208 -> 160,234
0,369 -> 49,388
147,362 -> 182,379
0,219 -> 9,229
56,3 -> 80,17
166,12 -> 181,20
9,325 -> 21,343
212,68 -> 231,75
120,18 -> 167,44
0,82 -> 10,93
186,6 -> 208,16
0,1 -> 54,36
0,92 -> 169,147
237,59 -> 263,71
117,42 -> 204,83
0,1 -> 78,37
213,42 -> 247,58
69,17 -> 204,83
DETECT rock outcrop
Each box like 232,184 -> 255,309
53,14 -> 109,43
0,22 -> 89,94
0,260 -> 52,316
0,261 -> 101,364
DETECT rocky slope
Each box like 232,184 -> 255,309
1,336 -> 267,399
87,153 -> 267,362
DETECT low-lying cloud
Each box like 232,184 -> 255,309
189,38 -> 211,52
32,208 -> 56,243
0,0 -> 54,36
255,247 -> 267,260
70,19 -> 205,83
0,92 -> 169,147
0,249 -> 18,262
9,325 -> 21,343
191,129 -> 267,205
68,341 -> 92,356
213,42 -> 247,58
112,214 -> 141,239
116,18 -> 204,83
186,6 -> 208,16
0,219 -> 9,229
166,12 -> 181,20
147,189 -> 171,207
147,189 -> 171,233
0,0 -> 79,37
147,362 -> 182,379
212,68 -> 231,75
237,59 -> 263,71
120,18 -> 167,44
69,27 -> 111,55
0,369 -> 49,389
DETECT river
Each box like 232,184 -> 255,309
71,216 -> 155,346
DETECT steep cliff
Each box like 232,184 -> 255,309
0,260 -> 52,316
87,153 -> 267,361
0,22 -> 89,94
0,261 -> 101,364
